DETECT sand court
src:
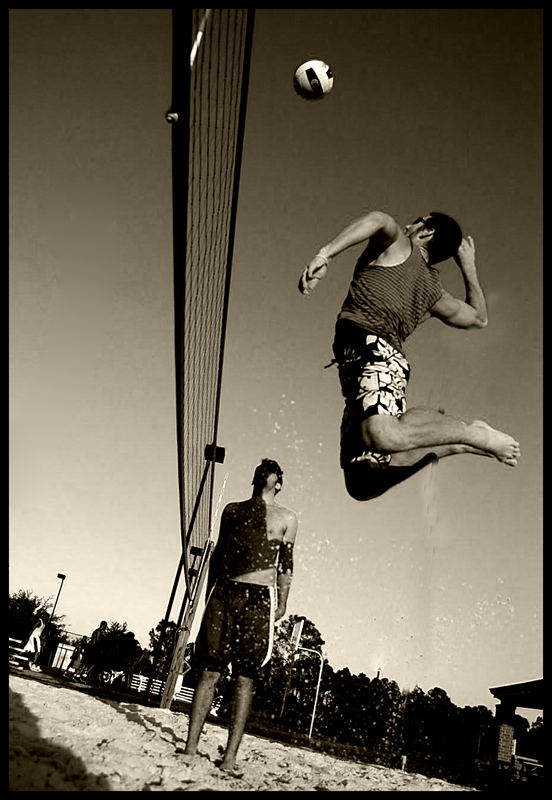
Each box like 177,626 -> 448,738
10,674 -> 476,791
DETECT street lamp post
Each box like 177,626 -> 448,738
50,573 -> 66,623
47,573 -> 66,668
295,646 -> 324,739
281,619 -> 324,738
305,647 -> 324,739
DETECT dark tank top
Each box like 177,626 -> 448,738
338,243 -> 443,352
219,498 -> 281,577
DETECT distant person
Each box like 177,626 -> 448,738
184,459 -> 298,775
298,210 -> 520,500
66,639 -> 83,675
84,620 -> 108,681
68,637 -> 88,682
123,631 -> 142,689
22,613 -> 46,672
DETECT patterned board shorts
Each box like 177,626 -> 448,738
332,325 -> 411,469
195,577 -> 276,680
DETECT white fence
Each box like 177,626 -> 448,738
9,637 -> 28,668
52,642 -> 76,670
131,674 -> 222,715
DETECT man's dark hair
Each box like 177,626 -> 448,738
252,458 -> 284,490
427,212 -> 463,264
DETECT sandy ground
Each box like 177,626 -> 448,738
9,673 -> 477,791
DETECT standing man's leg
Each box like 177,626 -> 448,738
219,675 -> 255,773
217,584 -> 273,772
185,580 -> 230,757
184,669 -> 221,755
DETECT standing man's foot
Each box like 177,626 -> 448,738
218,761 -> 244,779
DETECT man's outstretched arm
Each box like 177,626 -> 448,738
298,210 -> 401,295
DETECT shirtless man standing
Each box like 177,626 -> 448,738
298,210 -> 521,501
184,459 -> 298,774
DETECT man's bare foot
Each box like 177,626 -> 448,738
471,421 -> 520,466
179,748 -> 211,761
219,762 -> 244,779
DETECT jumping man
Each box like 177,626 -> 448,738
298,210 -> 520,501
184,459 -> 298,775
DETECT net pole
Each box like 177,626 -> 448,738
156,9 -> 192,706
145,11 -> 192,703
160,473 -> 220,708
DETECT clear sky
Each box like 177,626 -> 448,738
10,10 -> 542,720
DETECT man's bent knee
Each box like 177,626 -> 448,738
361,415 -> 405,453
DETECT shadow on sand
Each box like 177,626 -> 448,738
9,687 -> 112,791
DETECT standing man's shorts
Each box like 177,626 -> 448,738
195,577 -> 276,680
332,321 -> 411,469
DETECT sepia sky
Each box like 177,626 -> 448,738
10,9 -> 542,718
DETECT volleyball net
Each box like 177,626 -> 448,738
160,8 -> 254,662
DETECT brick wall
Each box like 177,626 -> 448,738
497,722 -> 514,763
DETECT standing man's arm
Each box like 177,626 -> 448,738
275,512 -> 298,621
206,506 -> 231,594
298,211 -> 402,294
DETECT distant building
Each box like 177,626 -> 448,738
489,678 -> 543,779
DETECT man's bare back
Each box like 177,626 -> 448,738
233,500 -> 297,585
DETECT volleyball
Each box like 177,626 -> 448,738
293,59 -> 334,100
